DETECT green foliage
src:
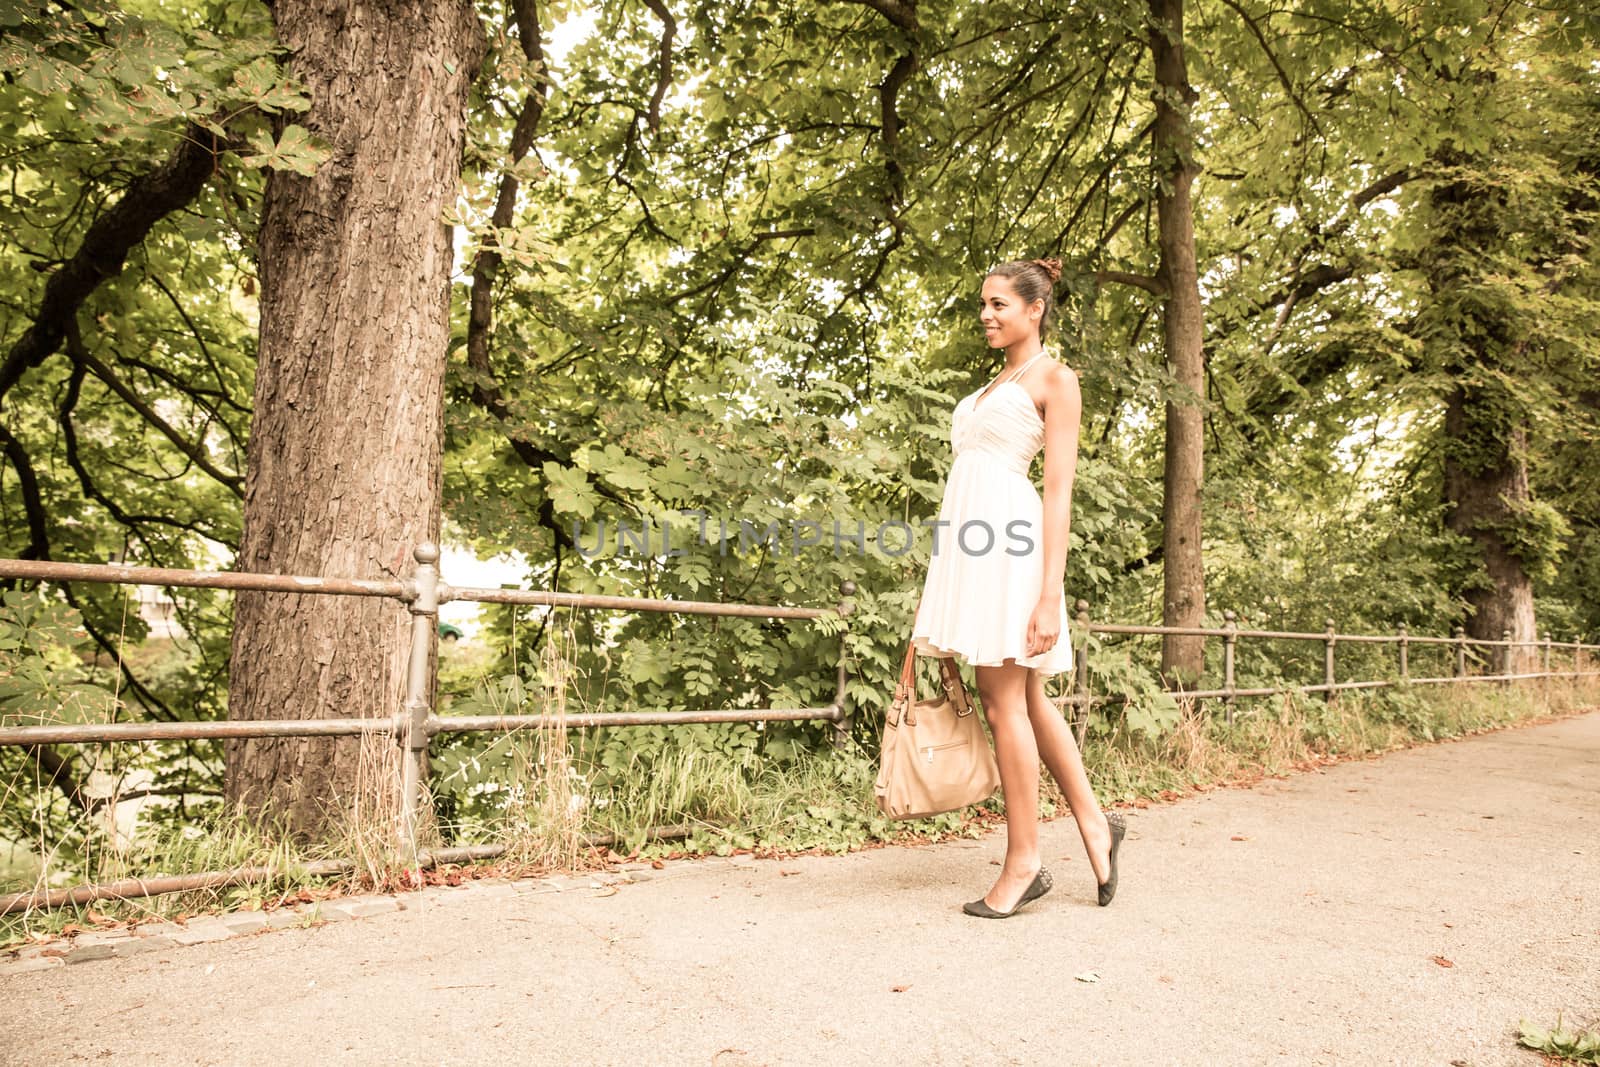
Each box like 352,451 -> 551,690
1519,1017 -> 1600,1065
0,590 -> 119,724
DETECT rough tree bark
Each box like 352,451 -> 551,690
225,0 -> 485,836
1442,393 -> 1537,670
1148,0 -> 1207,683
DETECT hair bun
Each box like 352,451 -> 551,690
1031,257 -> 1063,283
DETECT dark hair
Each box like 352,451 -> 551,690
987,257 -> 1063,340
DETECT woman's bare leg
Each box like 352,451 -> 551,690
973,660 -> 1043,910
1026,670 -> 1113,884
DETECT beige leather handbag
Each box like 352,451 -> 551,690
873,642 -> 1001,820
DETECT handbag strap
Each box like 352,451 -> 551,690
891,598 -> 975,726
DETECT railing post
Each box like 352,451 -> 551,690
1501,628 -> 1513,682
1543,632 -> 1552,684
830,580 -> 856,750
1454,625 -> 1467,678
399,542 -> 440,865
1323,619 -> 1336,700
1397,622 -> 1409,685
1222,610 -> 1238,727
1072,599 -> 1091,746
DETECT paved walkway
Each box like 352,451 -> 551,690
3,712 -> 1596,1066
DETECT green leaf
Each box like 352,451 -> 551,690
237,124 -> 330,175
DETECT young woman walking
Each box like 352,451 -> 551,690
910,257 -> 1125,918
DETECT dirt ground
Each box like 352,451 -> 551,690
3,711 -> 1596,1066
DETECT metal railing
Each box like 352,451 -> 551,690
2,550 -> 1597,912
0,546 -> 854,911
1060,600 -> 1599,739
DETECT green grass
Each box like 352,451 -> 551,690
0,804 -> 347,947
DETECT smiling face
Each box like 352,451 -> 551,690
979,274 -> 1044,352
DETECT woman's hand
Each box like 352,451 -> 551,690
1025,599 -> 1061,657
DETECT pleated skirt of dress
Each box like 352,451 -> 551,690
910,453 -> 1073,675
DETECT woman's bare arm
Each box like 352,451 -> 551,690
1026,363 -> 1081,654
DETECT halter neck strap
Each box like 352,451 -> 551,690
1003,351 -> 1048,384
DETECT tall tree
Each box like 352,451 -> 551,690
224,0 -> 486,834
1147,0 -> 1207,682
1401,4 -> 1599,668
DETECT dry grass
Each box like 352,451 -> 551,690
1085,676 -> 1600,803
488,631 -> 587,872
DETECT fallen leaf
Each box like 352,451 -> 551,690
890,984 -> 911,992
1074,971 -> 1100,983
1443,922 -> 1453,928
651,860 -> 665,870
1431,956 -> 1454,968
1230,835 -> 1248,842
779,869 -> 801,877
1157,975 -> 1173,984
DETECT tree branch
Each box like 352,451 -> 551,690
1096,270 -> 1167,297
1215,0 -> 1324,138
640,0 -> 677,134
0,123 -> 234,410
1350,167 -> 1413,212
0,422 -> 50,563
466,0 -> 550,422
67,324 -> 244,495
58,361 -> 229,543
24,745 -> 90,815
851,0 -> 917,31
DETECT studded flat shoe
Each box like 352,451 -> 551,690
1097,812 -> 1126,907
963,868 -> 1053,919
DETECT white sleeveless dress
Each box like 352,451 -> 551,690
910,352 -> 1073,676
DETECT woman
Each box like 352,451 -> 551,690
910,257 -> 1125,918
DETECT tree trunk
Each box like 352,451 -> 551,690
1426,148 -> 1543,676
225,0 -> 485,837
1443,390 -> 1538,672
1148,0 -> 1207,683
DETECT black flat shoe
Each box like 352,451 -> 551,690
963,868 -> 1053,919
1097,812 -> 1126,907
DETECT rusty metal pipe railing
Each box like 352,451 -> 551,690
5,553 -> 1597,914
1062,598 -> 1599,724
0,719 -> 392,746
443,584 -> 831,620
398,544 -> 442,862
1,548 -> 856,907
429,707 -> 843,735
0,558 -> 409,600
